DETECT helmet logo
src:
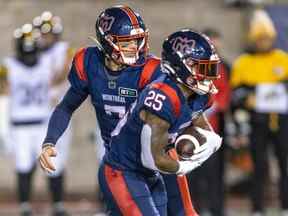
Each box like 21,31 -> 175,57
170,36 -> 196,54
99,14 -> 115,33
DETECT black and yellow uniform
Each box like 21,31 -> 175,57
231,49 -> 288,213
231,49 -> 288,86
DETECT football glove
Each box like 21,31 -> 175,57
176,127 -> 222,175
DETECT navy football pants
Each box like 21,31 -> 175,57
98,162 -> 167,216
162,174 -> 197,216
163,149 -> 198,216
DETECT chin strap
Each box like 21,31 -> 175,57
89,35 -> 114,62
119,52 -> 138,65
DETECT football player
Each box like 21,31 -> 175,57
33,11 -> 73,92
38,6 -> 200,216
38,3 -> 161,210
0,24 -> 54,216
96,29 -> 222,215
33,11 -> 73,215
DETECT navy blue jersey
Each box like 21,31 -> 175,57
105,73 -> 210,175
69,46 -> 161,145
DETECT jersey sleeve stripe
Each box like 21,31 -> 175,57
139,57 -> 160,89
121,6 -> 139,28
104,165 -> 143,216
168,149 -> 198,216
74,47 -> 87,81
151,82 -> 181,117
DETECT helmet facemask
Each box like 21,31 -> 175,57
182,56 -> 220,95
105,28 -> 148,66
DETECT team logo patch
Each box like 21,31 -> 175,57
273,66 -> 285,76
119,87 -> 138,97
99,14 -> 115,33
108,80 -> 116,89
170,36 -> 196,54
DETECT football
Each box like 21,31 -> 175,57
175,126 -> 207,160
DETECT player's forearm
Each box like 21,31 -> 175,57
43,106 -> 72,145
154,153 -> 180,174
150,126 -> 179,173
140,110 -> 180,173
43,87 -> 87,146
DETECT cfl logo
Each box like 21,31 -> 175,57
99,14 -> 115,33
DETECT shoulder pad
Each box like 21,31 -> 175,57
74,47 -> 87,81
139,57 -> 161,89
150,82 -> 181,117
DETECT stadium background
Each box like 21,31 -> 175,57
0,0 -> 287,215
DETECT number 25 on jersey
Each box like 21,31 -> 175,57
144,90 -> 166,111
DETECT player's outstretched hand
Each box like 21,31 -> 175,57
39,144 -> 57,173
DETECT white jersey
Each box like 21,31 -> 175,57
42,41 -> 71,103
4,56 -> 53,122
43,41 -> 69,74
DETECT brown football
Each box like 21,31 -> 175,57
175,126 -> 206,160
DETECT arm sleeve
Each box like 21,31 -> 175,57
149,65 -> 162,83
189,94 -> 210,113
43,87 -> 88,145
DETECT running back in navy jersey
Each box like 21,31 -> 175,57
68,46 -> 161,145
105,73 -> 210,175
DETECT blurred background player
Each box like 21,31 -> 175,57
96,29 -> 222,216
0,23 -> 58,216
230,9 -> 288,216
33,11 -> 73,90
33,11 -> 73,216
188,28 -> 231,216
